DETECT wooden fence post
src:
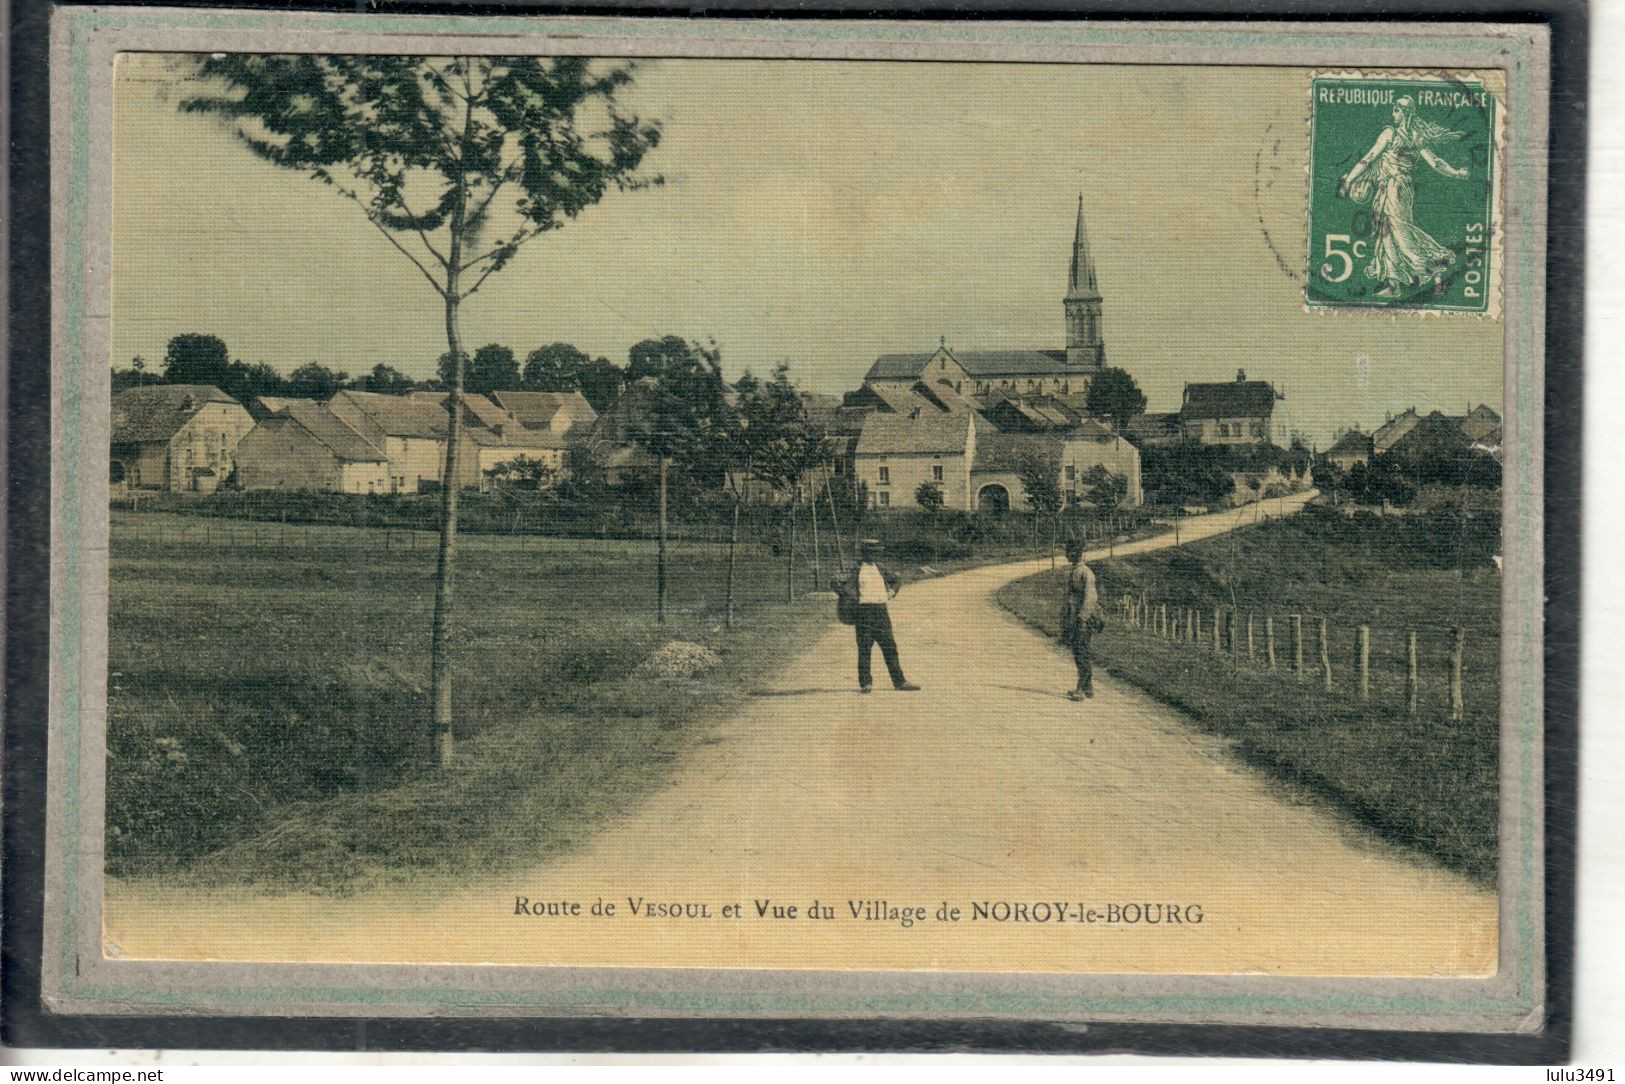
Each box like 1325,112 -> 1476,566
1266,616 -> 1277,670
1319,617 -> 1333,691
1407,630 -> 1419,717
1291,614 -> 1304,679
1247,613 -> 1256,661
1213,606 -> 1223,654
1140,592 -> 1149,629
1450,626 -> 1465,721
1158,603 -> 1167,639
1193,610 -> 1202,644
1357,625 -> 1370,701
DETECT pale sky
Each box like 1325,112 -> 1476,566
112,53 -> 1504,444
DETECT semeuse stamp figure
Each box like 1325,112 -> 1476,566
1306,74 -> 1497,313
1339,95 -> 1471,298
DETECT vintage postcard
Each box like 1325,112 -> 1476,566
40,10 -> 1550,1033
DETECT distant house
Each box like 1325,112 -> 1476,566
854,411 -> 987,510
1179,370 -> 1285,446
235,399 -> 389,493
853,410 -> 1141,512
110,384 -> 255,492
327,389 -> 478,493
1325,429 -> 1373,471
1384,410 -> 1480,473
1373,404 -> 1502,453
406,391 -> 580,486
1372,408 -> 1423,454
490,390 -> 598,439
576,381 -> 667,486
971,424 -> 1143,512
866,346 -> 1095,399
1458,404 -> 1502,441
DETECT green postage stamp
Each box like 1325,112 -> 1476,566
1307,73 -> 1501,314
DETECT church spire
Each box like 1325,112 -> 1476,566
1067,192 -> 1100,301
1064,194 -> 1105,372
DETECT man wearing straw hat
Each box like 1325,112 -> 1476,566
850,539 -> 920,694
1059,536 -> 1104,701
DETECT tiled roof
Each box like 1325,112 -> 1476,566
866,348 -> 1079,382
1326,430 -> 1373,458
491,390 -> 597,431
280,401 -> 387,462
855,412 -> 976,456
1180,380 -> 1278,420
332,390 -> 452,439
1371,408 -> 1420,452
111,385 -> 241,444
859,382 -> 939,415
973,431 -> 1065,473
251,395 -> 309,418
916,380 -> 981,414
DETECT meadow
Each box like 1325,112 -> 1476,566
998,506 -> 1503,885
106,511 -> 825,890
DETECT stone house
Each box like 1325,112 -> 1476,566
110,384 -> 255,492
327,389 -> 479,493
971,424 -> 1144,513
854,410 -> 1142,512
1179,370 -> 1287,446
234,399 -> 390,493
854,411 -> 987,510
1325,429 -> 1374,471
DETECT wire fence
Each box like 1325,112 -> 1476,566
1114,591 -> 1481,722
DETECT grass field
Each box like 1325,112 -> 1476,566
998,506 -> 1501,886
107,510 -> 826,891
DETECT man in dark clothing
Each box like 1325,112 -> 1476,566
850,539 -> 920,693
1059,537 -> 1103,700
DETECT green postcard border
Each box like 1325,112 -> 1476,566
47,8 -> 1547,1025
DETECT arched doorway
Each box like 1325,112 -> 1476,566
977,483 -> 1010,514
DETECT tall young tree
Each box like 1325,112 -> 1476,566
745,363 -> 826,603
185,55 -> 661,765
627,338 -> 727,622
719,363 -> 823,620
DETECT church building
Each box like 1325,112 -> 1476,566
861,195 -> 1112,399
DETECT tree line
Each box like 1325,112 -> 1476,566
113,332 -> 643,413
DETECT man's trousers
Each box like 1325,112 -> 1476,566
855,603 -> 907,689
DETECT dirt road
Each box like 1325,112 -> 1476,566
106,493 -> 1497,975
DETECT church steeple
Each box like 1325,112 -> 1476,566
1067,193 -> 1101,301
1064,194 -> 1105,371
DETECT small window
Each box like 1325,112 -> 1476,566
878,491 -> 890,507
933,465 -> 943,482
878,466 -> 890,484
1065,465 -> 1075,481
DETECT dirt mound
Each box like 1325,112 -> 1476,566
636,641 -> 721,681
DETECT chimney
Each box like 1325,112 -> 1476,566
1236,369 -> 1247,383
